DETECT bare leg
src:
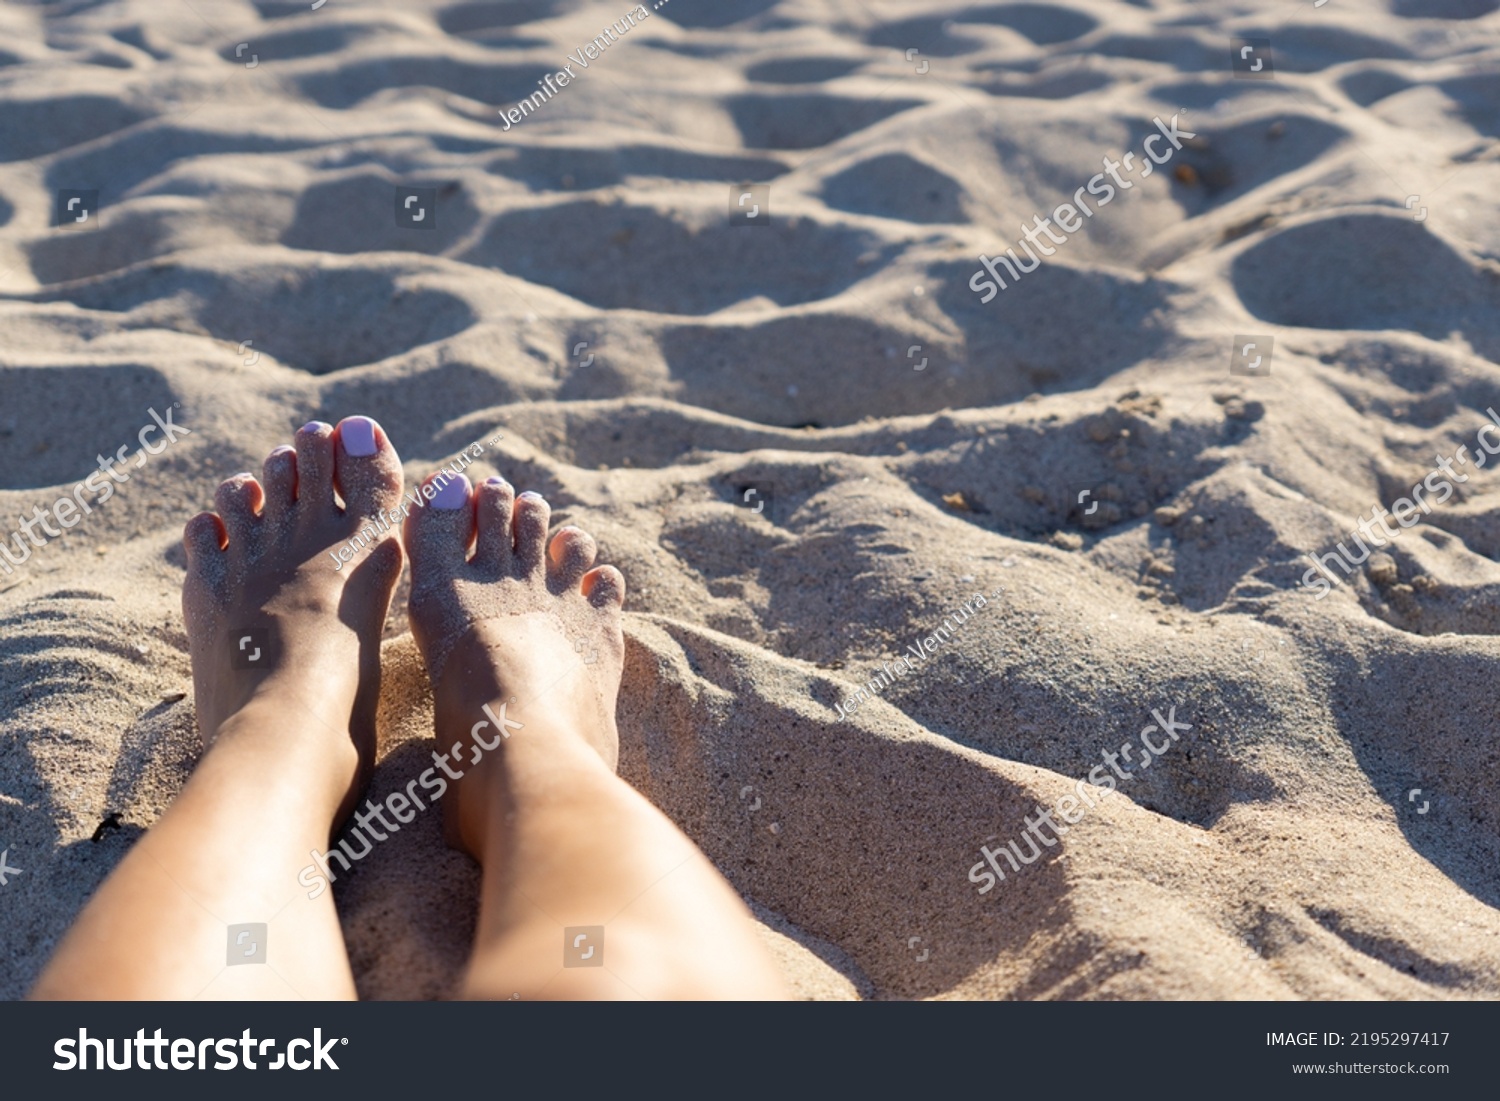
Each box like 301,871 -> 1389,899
32,418 -> 405,1000
405,475 -> 785,1000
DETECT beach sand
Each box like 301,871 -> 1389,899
2,0 -> 1500,999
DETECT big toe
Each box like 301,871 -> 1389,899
404,472 -> 475,581
334,416 -> 404,520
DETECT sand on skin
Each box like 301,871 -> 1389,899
2,0 -> 1500,999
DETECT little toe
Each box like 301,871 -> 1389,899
260,446 -> 298,520
581,564 -> 626,609
333,415 -> 404,521
512,491 -> 551,577
403,473 -> 475,580
294,421 -> 336,517
183,511 -> 227,566
547,526 -> 597,593
214,474 -> 263,548
471,477 -> 516,573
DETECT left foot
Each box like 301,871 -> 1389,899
403,475 -> 626,859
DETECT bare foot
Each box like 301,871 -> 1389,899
30,418 -> 406,1001
404,475 -> 783,999
403,474 -> 626,856
181,416 -> 406,822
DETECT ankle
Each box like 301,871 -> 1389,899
204,699 -> 362,812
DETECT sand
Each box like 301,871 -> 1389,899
3,0 -> 1500,1000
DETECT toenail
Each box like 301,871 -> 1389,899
432,475 -> 471,510
301,421 -> 331,435
519,491 -> 545,501
486,477 -> 506,486
341,416 -> 378,457
270,445 -> 294,456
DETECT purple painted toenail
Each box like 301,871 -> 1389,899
519,491 -> 545,501
486,477 -> 505,485
341,417 -> 378,457
271,446 -> 295,456
432,475 -> 471,510
301,421 -> 331,435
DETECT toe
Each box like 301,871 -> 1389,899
471,477 -> 516,573
333,415 -> 404,521
581,564 -> 626,609
403,472 -> 474,580
294,421 -> 336,516
261,446 -> 297,519
547,526 -> 597,592
214,474 -> 263,547
183,511 -> 226,564
512,491 -> 551,577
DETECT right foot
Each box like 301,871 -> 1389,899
403,474 -> 627,857
180,416 -> 406,822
